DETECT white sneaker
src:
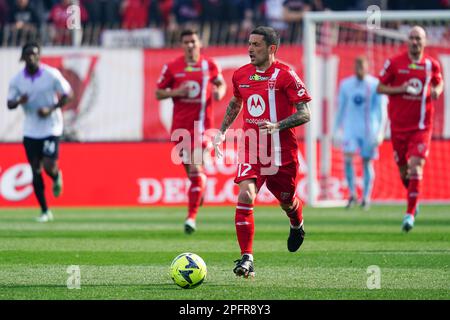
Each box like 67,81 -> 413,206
36,211 -> 54,223
184,218 -> 196,234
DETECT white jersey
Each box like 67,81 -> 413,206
7,64 -> 72,139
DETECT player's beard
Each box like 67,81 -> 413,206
409,44 -> 423,60
251,51 -> 270,69
186,47 -> 200,63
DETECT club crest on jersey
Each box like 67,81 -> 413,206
249,74 -> 269,81
247,94 -> 265,117
268,79 -> 276,90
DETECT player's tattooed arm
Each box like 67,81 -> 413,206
258,101 -> 310,133
219,96 -> 243,133
277,101 -> 311,131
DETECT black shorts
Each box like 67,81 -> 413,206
23,136 -> 60,161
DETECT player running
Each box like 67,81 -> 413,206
213,26 -> 311,278
377,26 -> 444,232
7,42 -> 72,222
333,56 -> 387,210
156,28 -> 227,234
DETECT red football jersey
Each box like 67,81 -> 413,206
157,55 -> 222,135
232,61 -> 311,166
378,52 -> 442,132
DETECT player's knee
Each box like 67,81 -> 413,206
280,202 -> 293,212
43,163 -> 57,175
398,165 -> 407,178
280,197 -> 301,212
188,164 -> 203,176
408,165 -> 423,179
238,189 -> 256,205
31,166 -> 42,175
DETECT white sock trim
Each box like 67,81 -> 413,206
236,206 -> 253,211
290,220 -> 304,229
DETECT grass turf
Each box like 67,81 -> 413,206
0,205 -> 448,300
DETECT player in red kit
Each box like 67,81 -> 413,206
156,29 -> 227,234
377,26 -> 444,232
213,26 -> 311,277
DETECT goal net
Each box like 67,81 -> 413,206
303,10 -> 450,207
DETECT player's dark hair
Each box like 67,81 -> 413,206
180,28 -> 199,41
20,42 -> 41,61
250,26 -> 280,49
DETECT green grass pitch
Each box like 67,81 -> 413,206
0,205 -> 448,300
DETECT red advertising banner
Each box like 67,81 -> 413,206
0,142 -> 449,207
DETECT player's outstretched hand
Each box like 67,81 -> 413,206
37,106 -> 54,118
258,121 -> 279,134
212,131 -> 226,159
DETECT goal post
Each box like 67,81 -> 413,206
303,10 -> 450,207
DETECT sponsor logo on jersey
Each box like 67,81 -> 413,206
175,73 -> 186,78
184,80 -> 201,98
239,84 -> 251,88
247,94 -> 265,117
408,63 -> 425,70
398,69 -> 410,74
185,66 -> 201,72
249,74 -> 269,81
245,118 -> 270,125
407,78 -> 423,95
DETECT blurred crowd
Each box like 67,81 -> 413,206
0,0 -> 448,46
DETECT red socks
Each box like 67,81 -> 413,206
235,202 -> 255,255
187,173 -> 206,220
407,175 -> 421,215
285,198 -> 303,227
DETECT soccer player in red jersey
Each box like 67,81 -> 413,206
377,26 -> 444,232
213,26 -> 311,277
156,29 -> 227,234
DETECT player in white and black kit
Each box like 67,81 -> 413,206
7,42 -> 72,222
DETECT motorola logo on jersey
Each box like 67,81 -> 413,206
407,78 -> 423,95
247,94 -> 265,117
184,80 -> 201,98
